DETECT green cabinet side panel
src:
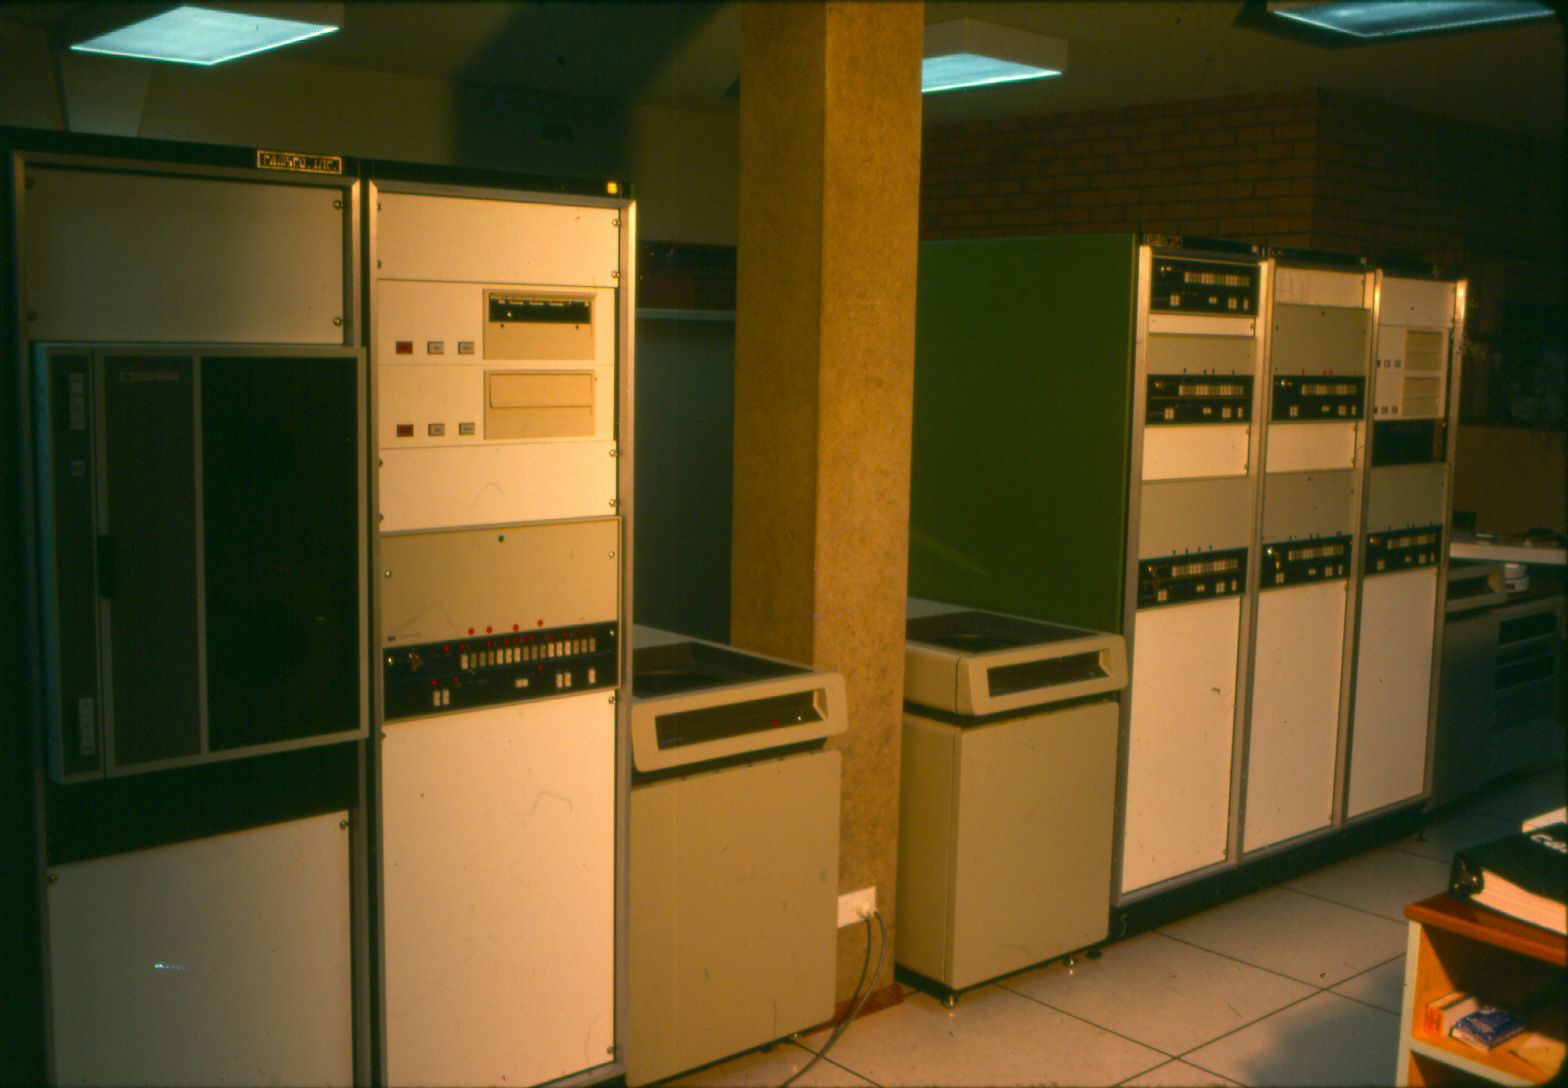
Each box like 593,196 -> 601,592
909,234 -> 1138,634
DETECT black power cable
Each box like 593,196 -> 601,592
777,908 -> 889,1088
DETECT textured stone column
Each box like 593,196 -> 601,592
732,0 -> 923,1004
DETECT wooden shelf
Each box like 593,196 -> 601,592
1399,895 -> 1567,1087
1406,895 -> 1568,967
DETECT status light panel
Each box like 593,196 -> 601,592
382,622 -> 618,719
1271,376 -> 1365,420
1149,258 -> 1260,314
1364,527 -> 1442,574
1260,535 -> 1353,588
1137,548 -> 1249,608
1145,375 -> 1253,424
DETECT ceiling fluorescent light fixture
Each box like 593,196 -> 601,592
1266,0 -> 1554,39
923,19 -> 1067,94
71,4 -> 339,65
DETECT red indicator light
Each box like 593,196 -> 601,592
513,623 -> 520,631
537,619 -> 544,627
486,626 -> 493,634
395,341 -> 413,354
468,628 -> 475,636
443,645 -> 450,653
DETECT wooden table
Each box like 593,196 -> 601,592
1397,894 -> 1566,1086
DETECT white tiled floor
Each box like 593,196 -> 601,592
671,764 -> 1564,1088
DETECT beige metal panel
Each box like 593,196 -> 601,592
1380,277 -> 1456,329
47,814 -> 352,1087
379,519 -> 618,646
947,701 -> 1118,989
378,441 -> 617,531
382,694 -> 615,1087
1261,470 -> 1357,542
377,362 -> 613,448
1145,331 -> 1257,374
1366,464 -> 1448,532
1141,425 -> 1251,481
376,191 -> 619,288
1273,268 -> 1365,308
1270,305 -> 1371,376
626,751 -> 839,1086
1244,581 -> 1346,852
895,716 -> 960,984
1121,598 -> 1240,894
1137,477 -> 1253,557
1265,422 -> 1359,474
485,370 -> 597,438
24,167 -> 346,343
1146,314 -> 1258,339
1347,568 -> 1438,818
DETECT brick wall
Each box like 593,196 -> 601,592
921,89 -> 1323,245
920,89 -> 1565,335
1311,90 -> 1565,337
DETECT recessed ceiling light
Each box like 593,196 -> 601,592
923,19 -> 1067,94
1266,0 -> 1553,39
71,4 -> 339,66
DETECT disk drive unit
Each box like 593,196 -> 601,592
897,601 -> 1126,999
368,171 -> 634,1088
626,627 -> 846,1086
1240,253 -> 1373,856
8,130 -> 366,1088
1345,270 -> 1464,820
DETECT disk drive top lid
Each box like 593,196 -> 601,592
629,626 -> 847,773
904,599 -> 1127,717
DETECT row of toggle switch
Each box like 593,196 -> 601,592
461,637 -> 598,671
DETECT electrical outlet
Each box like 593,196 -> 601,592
837,886 -> 876,928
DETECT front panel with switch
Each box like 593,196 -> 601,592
370,179 -> 631,1088
1241,261 -> 1371,856
1346,272 -> 1462,823
1120,244 -> 1267,898
378,519 -> 620,719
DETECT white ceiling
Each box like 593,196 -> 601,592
6,1 -> 1564,141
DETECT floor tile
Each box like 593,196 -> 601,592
1390,808 -> 1516,863
1329,957 -> 1406,1014
1159,887 -> 1407,987
1001,932 -> 1313,1055
669,1041 -> 874,1087
1182,991 -> 1401,1087
807,985 -> 1163,1087
1460,766 -> 1567,824
1121,1059 -> 1241,1086
1282,846 -> 1450,921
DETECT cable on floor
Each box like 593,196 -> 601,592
777,907 -> 888,1088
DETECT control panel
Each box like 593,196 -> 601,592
1364,526 -> 1442,574
384,622 -> 617,719
1150,257 -> 1260,315
1259,535 -> 1353,589
1145,374 -> 1252,424
378,517 -> 620,719
1271,375 -> 1364,421
1137,547 -> 1248,608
